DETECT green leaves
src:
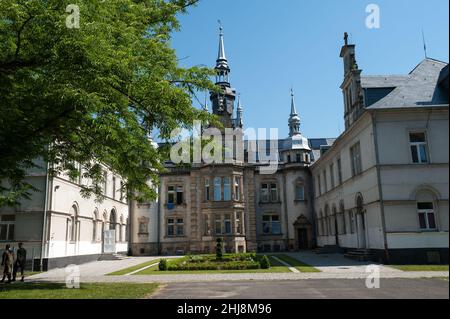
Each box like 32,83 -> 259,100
0,0 -> 216,205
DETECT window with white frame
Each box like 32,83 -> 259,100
410,132 -> 429,164
417,202 -> 436,230
0,215 -> 15,241
350,142 -> 362,176
167,185 -> 183,205
262,214 -> 281,235
167,186 -> 175,204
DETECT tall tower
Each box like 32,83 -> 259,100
288,89 -> 301,137
210,26 -> 237,129
340,32 -> 364,130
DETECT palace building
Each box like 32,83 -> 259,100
1,29 -> 448,267
130,29 -> 448,264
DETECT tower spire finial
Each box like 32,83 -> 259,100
288,88 -> 300,137
344,32 -> 349,46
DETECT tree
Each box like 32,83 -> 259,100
0,0 -> 218,205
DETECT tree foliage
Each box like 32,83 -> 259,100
0,0 -> 218,205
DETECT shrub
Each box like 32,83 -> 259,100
216,238 -> 223,260
159,259 -> 168,271
259,255 -> 271,269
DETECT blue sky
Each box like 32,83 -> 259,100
171,0 -> 449,139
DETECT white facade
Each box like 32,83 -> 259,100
0,160 -> 129,270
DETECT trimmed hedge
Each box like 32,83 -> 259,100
167,260 -> 260,271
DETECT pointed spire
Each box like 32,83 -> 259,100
236,93 -> 243,128
288,88 -> 301,137
290,88 -> 298,116
216,21 -> 229,71
203,92 -> 209,112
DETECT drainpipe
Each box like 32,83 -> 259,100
40,159 -> 51,271
282,172 -> 290,250
371,113 -> 390,264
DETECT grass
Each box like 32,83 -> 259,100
0,283 -> 159,299
389,265 -> 449,272
275,254 -> 321,273
135,255 -> 291,275
107,259 -> 162,276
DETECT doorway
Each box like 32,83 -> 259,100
297,228 -> 308,250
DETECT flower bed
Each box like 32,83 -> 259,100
160,253 -> 270,271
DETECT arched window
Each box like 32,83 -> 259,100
93,209 -> 99,242
325,205 -> 331,236
119,215 -> 124,242
318,210 -> 324,236
332,205 -> 337,236
340,200 -> 346,234
109,209 -> 116,230
415,189 -> 439,231
295,181 -> 305,201
356,193 -> 365,230
69,204 -> 78,242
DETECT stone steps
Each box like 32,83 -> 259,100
98,253 -> 128,261
344,249 -> 374,262
314,245 -> 344,254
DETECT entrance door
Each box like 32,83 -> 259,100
334,218 -> 339,247
297,228 -> 308,250
357,213 -> 367,249
103,230 -> 116,253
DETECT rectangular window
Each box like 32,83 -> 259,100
410,132 -> 428,164
296,153 -> 301,163
139,222 -> 148,234
417,202 -> 436,230
350,211 -> 355,234
261,183 -> 269,202
205,178 -> 210,201
215,214 -> 222,235
350,142 -> 362,176
214,177 -> 222,201
234,176 -> 241,201
167,186 -> 175,205
224,177 -> 231,201
224,214 -> 232,235
176,186 -> 183,205
329,163 -> 335,189
262,214 -> 281,235
323,170 -> 328,193
176,219 -> 184,236
337,158 -> 343,185
295,184 -> 305,201
0,215 -> 15,241
167,219 -> 175,236
270,184 -> 278,202
112,177 -> 116,199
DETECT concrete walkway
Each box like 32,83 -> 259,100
27,253 -> 448,284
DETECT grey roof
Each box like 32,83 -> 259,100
366,58 -> 449,109
361,75 -> 409,88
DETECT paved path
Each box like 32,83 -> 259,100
28,253 -> 448,284
150,278 -> 449,299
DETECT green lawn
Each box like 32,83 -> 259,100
275,254 -> 321,273
390,265 -> 449,272
0,283 -> 159,299
135,255 -> 290,275
107,259 -> 162,276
